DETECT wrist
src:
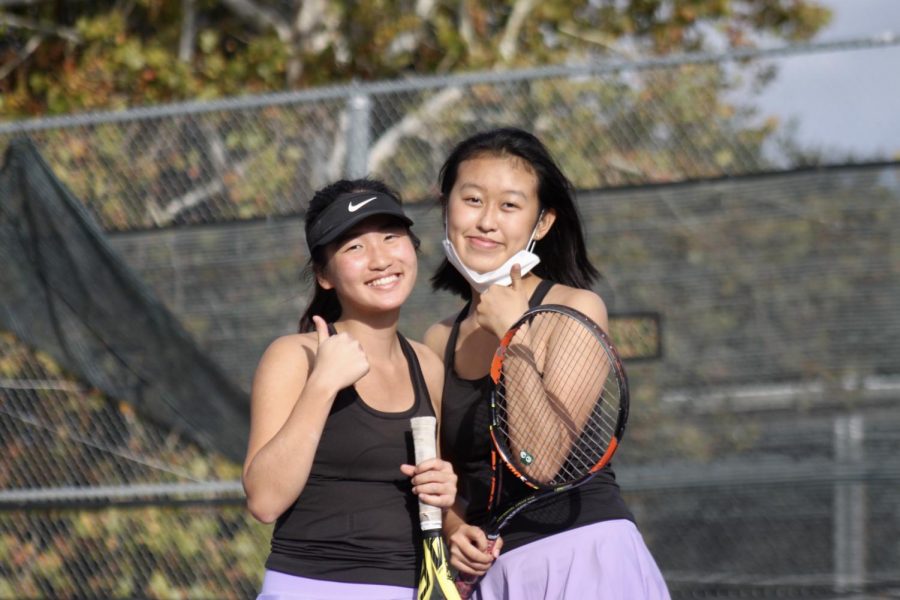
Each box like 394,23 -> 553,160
302,371 -> 341,403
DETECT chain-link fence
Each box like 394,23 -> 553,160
2,38 -> 900,598
1,35 -> 898,233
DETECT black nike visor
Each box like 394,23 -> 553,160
306,190 -> 414,253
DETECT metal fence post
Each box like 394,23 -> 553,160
833,413 -> 866,594
346,89 -> 371,178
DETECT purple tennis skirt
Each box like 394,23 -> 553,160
472,519 -> 670,600
256,570 -> 416,600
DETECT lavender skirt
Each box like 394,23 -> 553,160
257,570 -> 416,600
472,519 -> 670,600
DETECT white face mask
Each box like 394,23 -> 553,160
441,212 -> 543,294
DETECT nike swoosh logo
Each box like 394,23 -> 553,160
348,196 -> 377,212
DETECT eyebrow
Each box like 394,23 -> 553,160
457,182 -> 529,200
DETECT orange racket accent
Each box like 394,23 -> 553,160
591,437 -> 619,473
486,447 -> 498,507
490,325 -> 520,383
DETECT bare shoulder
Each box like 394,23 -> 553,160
423,314 -> 456,358
254,332 -> 318,378
408,339 -> 444,378
408,338 -> 445,413
545,285 -> 609,330
261,332 -> 317,359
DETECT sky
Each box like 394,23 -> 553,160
757,0 -> 900,161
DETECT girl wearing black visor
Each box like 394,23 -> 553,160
243,179 -> 457,599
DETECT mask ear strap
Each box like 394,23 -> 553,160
526,210 -> 545,253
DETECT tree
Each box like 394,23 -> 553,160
0,1 -> 830,116
0,1 -> 832,227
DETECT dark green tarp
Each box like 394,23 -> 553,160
0,138 -> 249,462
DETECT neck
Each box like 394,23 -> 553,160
334,309 -> 402,354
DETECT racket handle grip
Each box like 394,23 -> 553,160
455,539 -> 497,599
410,416 -> 442,531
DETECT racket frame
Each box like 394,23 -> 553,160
482,304 -> 629,537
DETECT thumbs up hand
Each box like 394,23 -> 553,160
476,263 -> 530,338
311,315 -> 370,390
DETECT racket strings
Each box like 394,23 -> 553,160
494,312 -> 623,485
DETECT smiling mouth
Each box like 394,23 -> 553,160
467,236 -> 501,249
367,274 -> 401,287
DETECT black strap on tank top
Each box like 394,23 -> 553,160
326,323 -> 431,407
528,278 -> 555,308
443,279 -> 556,368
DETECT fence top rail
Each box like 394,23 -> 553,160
0,32 -> 897,135
0,481 -> 245,508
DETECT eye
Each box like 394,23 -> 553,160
463,196 -> 482,206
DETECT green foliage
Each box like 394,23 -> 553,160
0,507 -> 268,598
0,1 -> 831,118
1,332 -> 261,596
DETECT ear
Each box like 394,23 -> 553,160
534,208 -> 557,241
315,267 -> 335,290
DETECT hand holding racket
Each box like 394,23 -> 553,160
455,304 -> 630,599
410,416 -> 462,600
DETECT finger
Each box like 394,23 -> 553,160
312,315 -> 330,344
467,527 -> 490,552
452,555 -> 486,576
509,262 -> 522,289
491,536 -> 504,558
452,536 -> 493,571
462,543 -> 493,567
410,457 -> 447,472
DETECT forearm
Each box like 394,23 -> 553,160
443,498 -> 469,537
243,375 -> 339,523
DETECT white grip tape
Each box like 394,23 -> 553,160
410,416 -> 442,531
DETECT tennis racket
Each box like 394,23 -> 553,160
410,416 -> 462,600
455,304 -> 630,599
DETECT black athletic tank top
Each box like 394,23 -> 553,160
265,330 -> 434,587
439,280 -> 634,553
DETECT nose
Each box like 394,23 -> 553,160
367,241 -> 392,270
476,204 -> 498,232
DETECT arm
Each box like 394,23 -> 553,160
501,288 -> 610,484
242,316 -> 369,523
443,500 -> 502,576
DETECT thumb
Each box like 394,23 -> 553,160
312,315 -> 330,345
509,263 -> 523,289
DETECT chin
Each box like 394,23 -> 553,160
464,259 -> 506,275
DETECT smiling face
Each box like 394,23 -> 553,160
445,155 -> 555,275
316,215 -> 417,316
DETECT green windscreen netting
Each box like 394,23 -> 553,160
0,138 -> 248,462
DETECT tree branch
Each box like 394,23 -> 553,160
178,0 -> 197,63
0,33 -> 41,80
0,13 -> 80,42
219,0 -> 292,42
498,0 -> 537,62
457,0 -> 476,49
366,87 -> 463,175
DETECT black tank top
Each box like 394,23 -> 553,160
265,331 -> 434,587
439,280 -> 633,553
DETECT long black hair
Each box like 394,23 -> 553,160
297,178 -> 416,332
431,127 -> 600,300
